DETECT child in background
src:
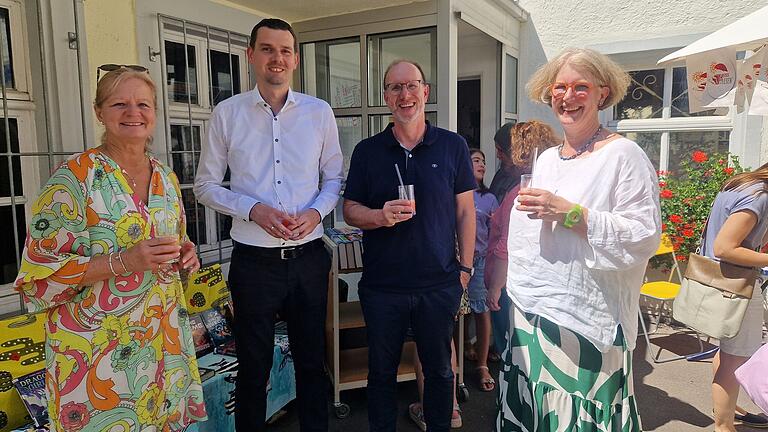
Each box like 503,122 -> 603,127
465,149 -> 499,391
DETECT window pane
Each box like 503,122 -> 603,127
505,55 -> 518,114
209,50 -> 240,105
170,125 -> 201,184
668,131 -> 730,176
368,29 -> 436,106
623,131 -> 662,171
182,189 -> 206,245
369,112 -> 437,136
671,67 -> 724,117
0,118 -> 21,197
0,204 -> 25,284
301,39 -> 361,108
615,69 -> 664,120
336,117 -> 362,176
165,41 -> 198,104
0,8 -> 13,88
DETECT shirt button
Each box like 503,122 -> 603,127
277,180 -> 282,184
263,104 -> 268,107
275,138 -> 279,142
274,117 -> 277,121
408,154 -> 413,158
276,160 -> 280,163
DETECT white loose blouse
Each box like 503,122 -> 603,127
505,137 -> 661,352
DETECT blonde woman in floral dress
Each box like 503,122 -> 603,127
14,66 -> 207,431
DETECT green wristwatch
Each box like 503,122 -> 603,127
563,204 -> 583,229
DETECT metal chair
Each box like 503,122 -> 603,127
638,234 -> 707,363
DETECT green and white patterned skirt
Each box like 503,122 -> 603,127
497,304 -> 642,432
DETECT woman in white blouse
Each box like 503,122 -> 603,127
492,48 -> 661,431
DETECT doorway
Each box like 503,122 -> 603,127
457,78 -> 481,149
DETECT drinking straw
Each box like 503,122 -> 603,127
395,163 -> 405,188
530,146 -> 539,185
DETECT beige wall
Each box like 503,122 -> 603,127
83,0 -> 139,94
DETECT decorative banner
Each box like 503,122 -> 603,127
686,47 -> 738,112
749,45 -> 768,115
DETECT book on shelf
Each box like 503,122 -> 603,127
13,369 -> 48,428
324,227 -> 364,270
198,366 -> 215,382
200,306 -> 237,357
189,313 -> 214,358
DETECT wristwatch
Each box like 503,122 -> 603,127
459,265 -> 474,276
563,204 -> 583,229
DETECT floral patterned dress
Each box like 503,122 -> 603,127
14,149 -> 207,431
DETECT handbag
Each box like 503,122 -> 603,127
735,342 -> 768,414
672,216 -> 757,339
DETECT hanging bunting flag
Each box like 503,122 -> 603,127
748,45 -> 768,115
686,47 -> 738,112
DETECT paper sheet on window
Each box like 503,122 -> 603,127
748,46 -> 768,115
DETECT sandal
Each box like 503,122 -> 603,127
451,404 -> 463,428
409,402 -> 427,431
476,365 -> 495,392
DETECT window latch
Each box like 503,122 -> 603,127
67,32 -> 78,50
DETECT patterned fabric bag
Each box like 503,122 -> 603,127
456,288 -> 471,317
0,313 -> 45,432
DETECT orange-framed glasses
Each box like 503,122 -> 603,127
550,81 -> 597,99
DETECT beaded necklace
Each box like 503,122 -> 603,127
557,125 -> 603,161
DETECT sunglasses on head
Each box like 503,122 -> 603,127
97,64 -> 149,81
550,81 -> 599,100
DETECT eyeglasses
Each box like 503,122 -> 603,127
549,81 -> 599,99
383,79 -> 424,94
97,64 -> 149,81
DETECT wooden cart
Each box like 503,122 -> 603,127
323,236 -> 468,419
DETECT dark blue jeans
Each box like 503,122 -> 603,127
228,241 -> 331,432
360,283 -> 462,432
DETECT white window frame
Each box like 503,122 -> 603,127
606,62 -> 735,172
161,23 -> 249,260
0,0 -> 31,99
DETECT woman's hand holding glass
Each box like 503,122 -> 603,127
178,240 -> 200,274
121,237 -> 182,273
516,188 -> 573,223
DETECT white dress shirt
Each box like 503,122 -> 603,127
505,138 -> 661,352
194,87 -> 343,247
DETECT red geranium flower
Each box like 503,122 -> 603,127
660,189 -> 673,199
669,214 -> 683,224
659,181 -> 667,188
661,223 -> 667,232
682,229 -> 695,238
724,167 -> 734,175
692,151 -> 708,163
676,254 -> 688,261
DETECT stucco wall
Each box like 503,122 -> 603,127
516,0 -> 768,126
83,0 -> 139,90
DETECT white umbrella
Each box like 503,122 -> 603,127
658,5 -> 768,64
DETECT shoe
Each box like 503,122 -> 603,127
735,412 -> 768,428
476,365 -> 496,392
451,405 -> 463,428
409,402 -> 427,432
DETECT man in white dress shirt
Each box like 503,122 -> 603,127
194,18 -> 343,432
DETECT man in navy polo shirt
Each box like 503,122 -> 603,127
343,59 -> 476,432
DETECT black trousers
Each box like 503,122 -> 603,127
359,283 -> 462,432
228,240 -> 331,432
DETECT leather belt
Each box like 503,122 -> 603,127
234,238 -> 323,260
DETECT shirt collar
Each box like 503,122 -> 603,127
385,120 -> 436,148
252,85 -> 297,110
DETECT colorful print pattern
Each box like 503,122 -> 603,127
14,149 -> 207,431
497,305 -> 641,432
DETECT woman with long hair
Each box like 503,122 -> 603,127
701,163 -> 768,431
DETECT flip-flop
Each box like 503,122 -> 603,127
477,365 -> 495,392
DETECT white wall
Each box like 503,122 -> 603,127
516,0 -> 768,129
458,29 -> 500,177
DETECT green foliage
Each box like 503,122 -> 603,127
652,150 -> 745,270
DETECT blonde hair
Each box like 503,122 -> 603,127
526,47 -> 630,110
500,121 -> 559,169
94,68 -> 157,147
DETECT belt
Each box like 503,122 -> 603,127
234,238 -> 324,260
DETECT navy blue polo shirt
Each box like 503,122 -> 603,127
343,122 -> 476,292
